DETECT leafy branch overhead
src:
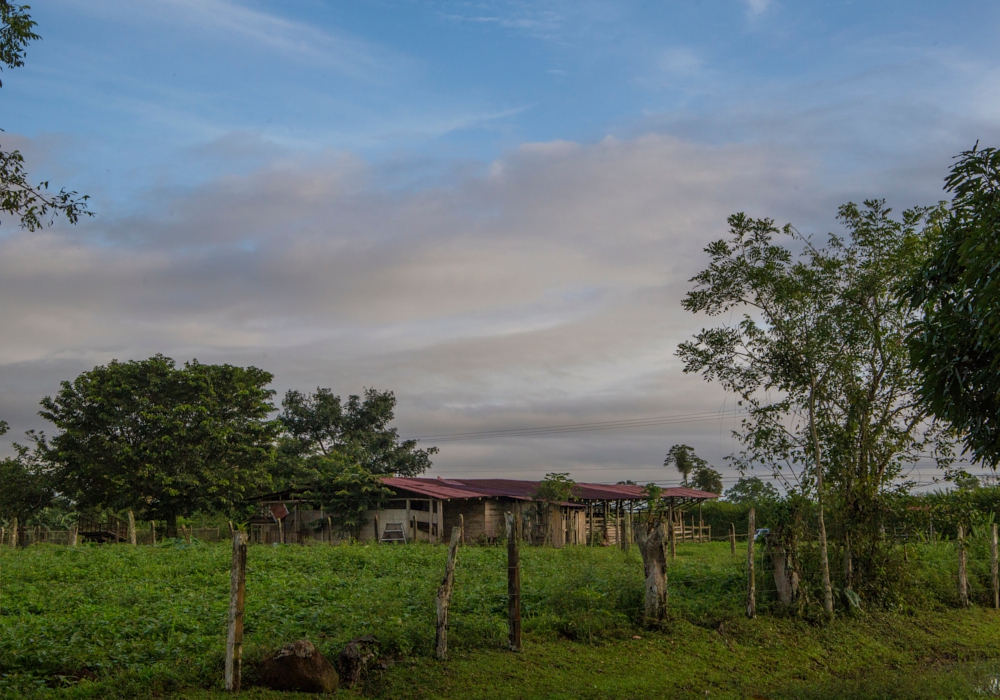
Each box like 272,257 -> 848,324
1,1 -> 92,230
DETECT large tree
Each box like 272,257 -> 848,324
678,201 -> 954,608
1,2 -> 91,229
39,355 -> 279,527
279,387 -> 437,479
0,439 -> 55,524
906,144 -> 1000,467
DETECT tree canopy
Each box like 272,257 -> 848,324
663,444 -> 705,486
1,1 -> 91,230
906,144 -> 1000,467
679,200 -> 955,602
279,387 -> 437,478
39,356 -> 278,526
724,476 -> 780,505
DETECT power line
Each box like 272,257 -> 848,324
406,409 -> 745,443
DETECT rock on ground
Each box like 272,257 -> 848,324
258,639 -> 339,694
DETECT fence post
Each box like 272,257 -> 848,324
10,518 -> 17,548
225,530 -> 248,692
435,526 -> 462,660
668,505 -> 676,559
747,508 -> 756,619
69,524 -> 78,547
460,514 -> 465,545
992,522 -> 999,610
958,525 -> 969,608
506,513 -> 522,652
374,513 -> 380,544
127,511 -> 137,546
730,523 -> 736,556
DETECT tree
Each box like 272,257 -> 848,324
724,476 -> 780,505
905,145 -> 1000,467
678,201 -> 955,608
279,387 -> 437,478
690,465 -> 723,494
0,437 -> 54,523
300,452 -> 392,540
1,2 -> 91,230
39,355 -> 279,528
663,444 -> 706,486
534,472 -> 576,504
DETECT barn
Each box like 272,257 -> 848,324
249,477 -> 718,546
250,477 -> 718,547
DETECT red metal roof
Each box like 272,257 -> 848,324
381,477 -> 719,502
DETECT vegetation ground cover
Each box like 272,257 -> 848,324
1,540 -> 998,698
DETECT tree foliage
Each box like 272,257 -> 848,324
678,201 -> 955,595
300,452 -> 392,540
534,472 -> 576,504
690,465 -> 723,494
279,387 -> 437,478
1,2 -> 91,230
724,476 -> 780,505
39,355 -> 279,526
906,144 -> 1000,467
0,438 -> 54,523
663,444 -> 706,486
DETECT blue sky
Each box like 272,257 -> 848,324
2,1 -> 999,486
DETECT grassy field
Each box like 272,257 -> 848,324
1,539 -> 999,698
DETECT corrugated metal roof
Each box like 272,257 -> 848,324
381,477 -> 719,502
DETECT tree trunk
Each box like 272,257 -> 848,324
768,534 -> 800,607
810,380 -> 834,618
636,517 -> 668,623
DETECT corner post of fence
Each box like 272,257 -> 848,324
506,512 -> 522,652
225,530 -> 248,692
435,526 -> 462,660
958,524 -> 969,608
747,508 -> 756,619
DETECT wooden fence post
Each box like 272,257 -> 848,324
460,514 -> 465,545
10,518 -> 17,548
435,526 -> 462,660
374,513 -> 380,544
668,506 -> 676,559
225,531 -> 248,692
992,522 -> 999,610
747,508 -> 756,619
127,511 -> 137,546
636,517 -> 668,623
958,525 -> 969,608
150,521 -> 156,546
588,503 -> 595,546
506,513 -> 522,651
730,523 -> 736,556
69,524 -> 78,547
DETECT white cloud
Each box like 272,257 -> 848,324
744,0 -> 771,17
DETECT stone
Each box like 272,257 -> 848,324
258,639 -> 338,694
338,634 -> 377,688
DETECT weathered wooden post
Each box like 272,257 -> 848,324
127,511 -> 137,546
150,521 -> 156,546
435,526 -> 462,660
506,512 -> 522,651
958,526 -> 967,604
746,508 -> 756,619
668,505 -> 676,559
374,513 -> 380,544
636,517 -> 668,623
730,523 -> 736,556
588,503 -> 595,546
69,523 -> 78,547
225,530 -> 248,692
459,514 -> 465,545
10,518 -> 17,548
992,522 -> 999,610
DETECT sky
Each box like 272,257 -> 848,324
2,0 -> 999,488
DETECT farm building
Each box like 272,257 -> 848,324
249,477 -> 718,546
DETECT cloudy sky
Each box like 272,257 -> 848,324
2,0 -> 998,487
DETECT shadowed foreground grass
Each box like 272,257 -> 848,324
2,539 -> 999,698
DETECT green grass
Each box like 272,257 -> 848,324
1,540 -> 999,698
